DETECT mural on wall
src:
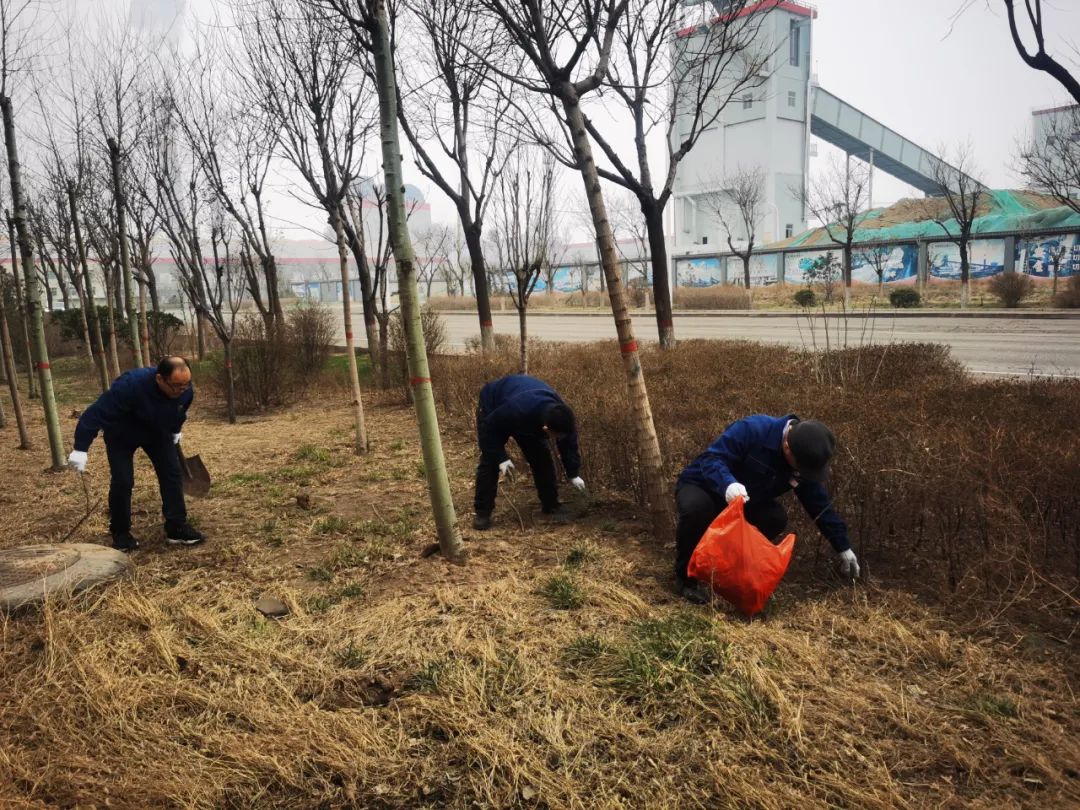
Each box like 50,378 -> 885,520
535,267 -> 585,293
1017,233 -> 1080,278
926,239 -> 1005,281
676,256 -> 723,287
787,245 -> 918,285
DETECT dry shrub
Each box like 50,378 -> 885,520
424,295 -> 477,311
286,302 -> 336,373
223,314 -> 295,413
987,272 -> 1034,308
388,306 -> 448,401
437,340 -> 1080,595
1054,274 -> 1080,308
673,285 -> 751,310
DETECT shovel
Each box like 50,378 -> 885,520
178,443 -> 211,498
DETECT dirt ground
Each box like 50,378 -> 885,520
0,363 -> 1078,808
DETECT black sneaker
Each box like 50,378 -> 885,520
165,522 -> 205,546
472,513 -> 492,531
111,532 -> 140,553
541,505 -> 573,524
679,579 -> 712,605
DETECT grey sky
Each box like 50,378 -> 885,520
811,0 -> 1080,207
57,0 -> 1080,240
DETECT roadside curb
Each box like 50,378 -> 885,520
429,309 -> 1080,320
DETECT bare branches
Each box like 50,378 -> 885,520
1021,106 -> 1080,215
702,164 -> 766,289
1003,0 -> 1080,104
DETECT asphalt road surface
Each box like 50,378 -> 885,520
344,309 -> 1080,379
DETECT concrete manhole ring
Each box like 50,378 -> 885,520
0,544 -> 131,610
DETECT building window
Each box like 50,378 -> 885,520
788,91 -> 797,108
742,94 -> 753,110
790,20 -> 801,66
785,224 -> 794,238
701,236 -> 709,245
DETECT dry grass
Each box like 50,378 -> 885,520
0,356 -> 1078,808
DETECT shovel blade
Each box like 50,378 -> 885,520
180,452 -> 212,498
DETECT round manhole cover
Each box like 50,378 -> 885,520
0,544 -> 131,610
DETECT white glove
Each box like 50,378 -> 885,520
172,432 -> 182,445
838,549 -> 860,579
725,482 -> 749,504
570,476 -> 586,492
498,459 -> 515,480
68,450 -> 88,473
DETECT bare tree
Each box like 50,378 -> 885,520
1002,0 -> 1080,104
796,155 -> 871,306
515,0 -> 772,347
1021,105 -> 1080,216
397,0 -> 510,352
240,0 -> 371,453
490,149 -> 556,373
317,0 -> 465,562
201,217 -> 247,423
857,244 -> 892,298
1,0 -> 65,468
414,223 -> 452,300
930,143 -> 987,309
469,0 -> 671,539
703,164 -> 766,294
609,190 -> 649,294
170,30 -> 286,330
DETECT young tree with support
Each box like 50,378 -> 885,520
320,0 -> 465,562
796,155 -> 871,307
704,164 -> 767,296
930,143 -> 986,310
490,148 -> 557,374
468,0 -> 672,539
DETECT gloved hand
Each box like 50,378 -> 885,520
498,459 -> 515,480
570,476 -> 586,492
838,548 -> 860,579
68,450 -> 88,473
725,482 -> 749,504
172,432 -> 182,445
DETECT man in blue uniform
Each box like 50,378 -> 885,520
473,374 -> 585,530
67,356 -> 205,551
675,415 -> 859,603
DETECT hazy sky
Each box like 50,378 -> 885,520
63,0 -> 1080,239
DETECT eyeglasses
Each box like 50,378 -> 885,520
161,378 -> 191,394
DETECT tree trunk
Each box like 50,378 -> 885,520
138,277 -> 151,366
7,216 -> 36,399
518,304 -> 528,374
107,138 -> 142,367
1,95 -> 65,469
69,183 -> 109,390
959,240 -> 970,309
332,207 -> 368,454
843,244 -> 853,307
561,91 -> 669,541
40,265 -> 54,311
102,266 -> 122,380
342,199 -> 382,368
70,257 -> 95,371
377,314 -> 390,390
0,271 -> 30,448
371,0 -> 463,562
642,202 -> 674,348
742,254 -> 752,290
461,215 -> 495,353
223,338 -> 236,425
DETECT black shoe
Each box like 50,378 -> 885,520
111,532 -> 140,553
541,505 -> 573,524
165,522 -> 205,546
472,513 -> 492,531
679,579 -> 712,605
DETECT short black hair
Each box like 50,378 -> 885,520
544,403 -> 576,435
156,356 -> 190,379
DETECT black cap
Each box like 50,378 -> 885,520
786,420 -> 835,483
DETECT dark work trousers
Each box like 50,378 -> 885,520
474,409 -> 560,516
104,430 -> 186,536
674,482 -> 788,583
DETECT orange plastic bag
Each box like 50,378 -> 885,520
687,497 -> 796,616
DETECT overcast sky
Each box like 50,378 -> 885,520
74,0 -> 1080,239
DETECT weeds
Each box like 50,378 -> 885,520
305,594 -> 340,614
538,574 -> 585,610
293,444 -> 333,465
307,565 -> 333,583
315,516 -> 352,535
564,541 -> 599,569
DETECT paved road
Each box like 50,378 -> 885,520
345,309 -> 1080,378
